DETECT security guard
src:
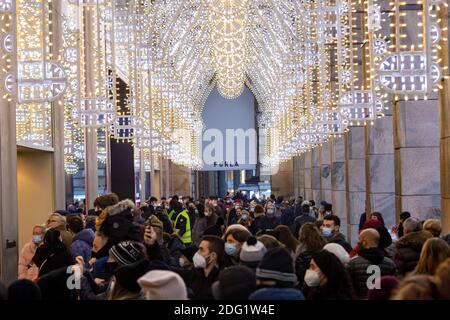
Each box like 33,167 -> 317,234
173,202 -> 192,245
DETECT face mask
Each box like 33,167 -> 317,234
224,243 -> 237,256
193,252 -> 208,269
105,262 -> 119,275
322,227 -> 333,238
165,205 -> 170,210
179,258 -> 188,268
304,269 -> 321,287
241,214 -> 248,222
266,209 -> 274,217
204,211 -> 211,217
32,235 -> 42,244
249,208 -> 254,213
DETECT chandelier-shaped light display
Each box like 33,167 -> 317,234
210,0 -> 249,99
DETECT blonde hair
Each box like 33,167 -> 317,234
47,213 -> 66,227
410,238 -> 450,276
423,219 -> 442,237
391,275 -> 437,300
33,224 -> 46,233
434,257 -> 450,299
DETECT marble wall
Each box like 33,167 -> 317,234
331,137 -> 347,235
395,100 -> 441,220
368,115 -> 396,229
271,159 -> 294,198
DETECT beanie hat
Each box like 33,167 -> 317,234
212,266 -> 256,300
109,241 -> 145,266
240,236 -> 267,263
138,270 -> 188,300
114,259 -> 149,293
8,279 -> 42,301
367,276 -> 400,300
225,224 -> 249,234
362,219 -> 382,230
256,247 -> 297,284
181,245 -> 198,263
149,215 -> 163,230
323,243 -> 350,265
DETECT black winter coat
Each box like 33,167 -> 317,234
178,266 -> 220,300
33,243 -> 73,277
347,248 -> 397,299
295,250 -> 314,288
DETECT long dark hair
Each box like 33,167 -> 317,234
311,250 -> 355,300
275,225 -> 299,254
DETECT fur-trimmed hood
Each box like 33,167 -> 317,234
96,199 -> 136,232
396,230 -> 432,251
107,199 -> 136,216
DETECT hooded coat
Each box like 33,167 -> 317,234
33,241 -> 73,277
71,228 -> 95,266
347,247 -> 398,299
394,230 -> 433,276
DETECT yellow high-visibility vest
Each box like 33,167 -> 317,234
174,210 -> 192,244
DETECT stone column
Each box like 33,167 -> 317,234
52,0 -> 66,209
296,155 -> 306,198
394,100 -> 441,220
169,161 -> 191,196
331,136 -> 347,234
311,148 -> 321,204
304,151 -> 313,200
0,97 -> 18,284
271,159 -> 294,198
321,142 -> 332,204
83,10 -> 99,208
346,126 -> 366,245
367,110 -> 396,230
439,9 -> 450,234
0,1 -> 18,282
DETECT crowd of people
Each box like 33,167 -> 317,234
1,192 -> 450,301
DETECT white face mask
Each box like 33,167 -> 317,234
193,252 -> 207,269
179,258 -> 188,268
304,269 -> 321,287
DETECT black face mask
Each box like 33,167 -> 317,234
105,262 -> 119,275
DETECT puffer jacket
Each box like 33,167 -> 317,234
394,230 -> 433,276
18,241 -> 39,280
71,228 -> 95,267
347,247 -> 398,299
